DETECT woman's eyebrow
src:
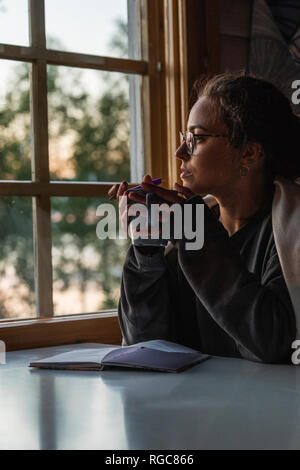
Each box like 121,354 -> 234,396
188,124 -> 209,132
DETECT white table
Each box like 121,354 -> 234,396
1,343 -> 300,450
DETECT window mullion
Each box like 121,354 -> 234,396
29,0 -> 46,48
164,0 -> 182,187
142,0 -> 168,182
0,44 -> 148,75
29,0 -> 53,318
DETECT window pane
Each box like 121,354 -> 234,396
0,59 -> 31,180
0,0 -> 29,46
0,197 -> 36,319
48,65 -> 143,183
45,0 -> 141,60
51,197 -> 130,315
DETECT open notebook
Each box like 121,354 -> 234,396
29,340 -> 210,373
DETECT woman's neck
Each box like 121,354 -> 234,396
213,175 -> 273,237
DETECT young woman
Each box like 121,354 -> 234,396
108,72 -> 300,363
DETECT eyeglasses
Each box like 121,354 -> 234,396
179,131 -> 228,156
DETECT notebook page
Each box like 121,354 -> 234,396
30,346 -> 119,365
128,340 -> 200,354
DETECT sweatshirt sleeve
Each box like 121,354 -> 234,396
176,195 -> 296,363
118,244 -> 180,346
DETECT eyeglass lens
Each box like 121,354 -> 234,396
180,131 -> 193,155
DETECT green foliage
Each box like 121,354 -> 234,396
0,62 -> 31,180
108,18 -> 129,58
0,21 -> 132,318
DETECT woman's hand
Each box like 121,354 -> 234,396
108,179 -> 130,234
128,176 -> 195,205
130,176 -> 196,240
108,174 -> 196,239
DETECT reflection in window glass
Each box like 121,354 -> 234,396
0,59 -> 31,180
0,198 -> 35,319
48,65 -> 135,183
51,197 -> 130,315
45,0 -> 141,59
0,0 -> 29,46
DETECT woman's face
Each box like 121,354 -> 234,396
176,96 -> 241,196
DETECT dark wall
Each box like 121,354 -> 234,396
219,0 -> 253,72
185,0 -> 253,105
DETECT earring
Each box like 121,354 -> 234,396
240,166 -> 249,177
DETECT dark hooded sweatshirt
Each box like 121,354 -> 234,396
118,185 -> 296,363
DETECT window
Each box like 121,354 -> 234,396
0,0 -> 184,348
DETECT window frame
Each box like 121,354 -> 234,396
0,0 -> 188,350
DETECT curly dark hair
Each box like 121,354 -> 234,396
194,72 -> 300,182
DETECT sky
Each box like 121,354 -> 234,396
0,0 -> 128,55
0,0 -> 134,180
0,0 -> 130,101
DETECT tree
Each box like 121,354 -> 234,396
0,22 -> 131,318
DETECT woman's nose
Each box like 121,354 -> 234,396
175,141 -> 190,161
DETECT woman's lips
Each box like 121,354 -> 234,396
180,169 -> 193,178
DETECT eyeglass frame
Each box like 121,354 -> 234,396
179,131 -> 228,156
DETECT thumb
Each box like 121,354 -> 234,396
143,174 -> 153,184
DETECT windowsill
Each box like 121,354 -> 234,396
0,310 -> 118,325
0,311 -> 122,351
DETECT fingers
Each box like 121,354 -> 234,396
173,182 -> 195,199
119,195 -> 129,232
143,174 -> 153,184
117,182 -> 130,232
108,175 -> 152,200
140,182 -> 183,204
109,177 -> 192,236
127,192 -> 147,205
108,183 -> 119,199
108,180 -> 129,200
117,181 -> 128,199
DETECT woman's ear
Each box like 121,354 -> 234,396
241,141 -> 264,167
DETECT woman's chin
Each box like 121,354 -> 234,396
181,180 -> 195,193
188,181 -> 211,196
180,176 -> 193,187
180,175 -> 211,196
